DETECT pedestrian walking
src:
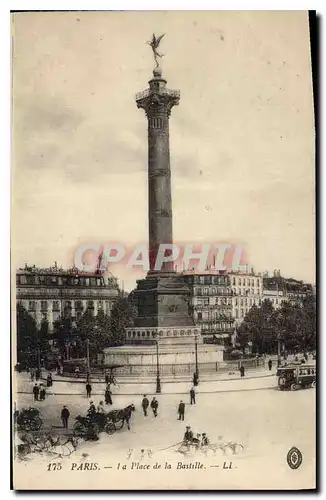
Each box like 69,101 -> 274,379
142,395 -> 149,416
150,397 -> 159,417
39,384 -> 46,401
86,382 -> 92,398
240,365 -> 245,377
178,400 -> 185,421
105,385 -> 113,405
46,373 -> 53,387
32,383 -> 39,401
105,373 -> 110,385
30,370 -> 35,382
61,405 -> 70,429
268,359 -> 273,371
190,386 -> 196,405
193,372 -> 198,387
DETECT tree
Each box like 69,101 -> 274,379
237,300 -> 276,354
53,315 -> 76,358
237,295 -> 316,355
109,297 -> 137,346
16,303 -> 39,368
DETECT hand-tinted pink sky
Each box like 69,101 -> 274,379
12,11 -> 315,290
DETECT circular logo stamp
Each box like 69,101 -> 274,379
287,447 -> 303,470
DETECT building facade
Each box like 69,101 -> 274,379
16,264 -> 120,331
182,270 -> 234,344
229,270 -> 263,325
262,271 -> 313,307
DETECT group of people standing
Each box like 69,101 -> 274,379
85,380 -> 113,406
32,383 -> 46,401
141,396 -> 159,417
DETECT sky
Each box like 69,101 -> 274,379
11,11 -> 315,291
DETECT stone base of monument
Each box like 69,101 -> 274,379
103,330 -> 224,378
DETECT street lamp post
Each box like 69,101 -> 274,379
195,334 -> 199,379
86,339 -> 90,372
155,337 -> 161,394
277,333 -> 281,367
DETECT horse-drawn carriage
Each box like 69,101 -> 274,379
14,407 -> 43,432
177,435 -> 244,456
73,404 -> 135,438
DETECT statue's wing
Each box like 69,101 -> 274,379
152,33 -> 157,44
156,33 -> 165,45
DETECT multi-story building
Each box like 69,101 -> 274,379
263,271 -> 313,307
16,264 -> 120,331
229,270 -> 263,325
182,270 -> 234,344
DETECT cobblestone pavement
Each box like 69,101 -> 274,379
14,385 -> 316,490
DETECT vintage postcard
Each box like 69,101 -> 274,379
11,10 -> 316,490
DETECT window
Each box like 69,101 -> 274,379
203,288 -> 209,295
53,301 -> 60,311
28,301 -> 36,311
232,278 -> 236,285
41,301 -> 48,311
75,300 -> 83,310
240,309 -> 244,317
197,312 -> 202,321
65,301 -> 72,309
211,287 -> 216,295
87,300 -> 94,309
98,301 -> 103,309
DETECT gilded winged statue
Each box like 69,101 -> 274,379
146,33 -> 165,67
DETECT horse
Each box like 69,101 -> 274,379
108,404 -> 135,431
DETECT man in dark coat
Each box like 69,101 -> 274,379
190,386 -> 196,405
268,359 -> 273,371
33,383 -> 39,401
86,382 -> 92,398
105,385 -> 112,405
240,365 -> 245,377
142,395 -> 149,416
178,400 -> 185,421
150,397 -> 159,417
87,401 -> 96,419
46,373 -> 53,387
39,384 -> 46,401
183,426 -> 193,442
61,406 -> 70,429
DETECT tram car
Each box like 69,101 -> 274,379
277,364 -> 316,391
